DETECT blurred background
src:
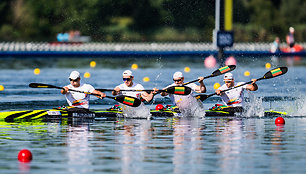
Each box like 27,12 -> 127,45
0,0 -> 305,42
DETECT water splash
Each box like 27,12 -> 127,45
245,92 -> 264,117
179,100 -> 205,117
119,103 -> 151,119
293,97 -> 306,116
266,95 -> 305,116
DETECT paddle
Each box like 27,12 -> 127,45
194,67 -> 288,102
183,65 -> 236,85
29,83 -> 141,107
96,86 -> 192,95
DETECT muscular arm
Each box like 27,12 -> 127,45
246,79 -> 258,91
61,86 -> 69,94
160,86 -> 169,96
93,89 -> 106,99
194,77 -> 206,93
112,86 -> 120,96
141,88 -> 158,102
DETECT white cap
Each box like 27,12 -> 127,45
224,72 -> 233,80
69,71 -> 80,80
122,70 -> 133,76
173,71 -> 183,79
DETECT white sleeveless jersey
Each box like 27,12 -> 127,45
166,83 -> 198,110
115,83 -> 144,99
218,82 -> 247,107
64,83 -> 95,109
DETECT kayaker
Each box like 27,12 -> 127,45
215,72 -> 258,112
112,70 -> 156,102
112,70 -> 157,117
61,70 -> 106,112
160,71 -> 206,115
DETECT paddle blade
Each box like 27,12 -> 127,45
114,95 -> 141,107
29,83 -> 62,89
212,65 -> 236,76
262,67 -> 288,79
165,86 -> 192,95
194,94 -> 210,102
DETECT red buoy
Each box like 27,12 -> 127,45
155,104 -> 164,111
18,149 -> 32,162
275,117 -> 285,125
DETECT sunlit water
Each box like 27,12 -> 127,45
0,56 -> 306,173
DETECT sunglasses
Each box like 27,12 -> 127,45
123,78 -> 131,81
173,79 -> 182,82
69,78 -> 79,82
224,80 -> 232,83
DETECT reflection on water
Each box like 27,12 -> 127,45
115,119 -> 153,174
172,118 -> 205,174
19,162 -> 31,174
67,124 -> 93,173
270,125 -> 285,174
0,117 -> 306,173
215,119 -> 244,173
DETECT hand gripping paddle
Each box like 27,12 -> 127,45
194,67 -> 288,102
29,83 -> 142,107
183,65 -> 236,85
97,86 -> 192,95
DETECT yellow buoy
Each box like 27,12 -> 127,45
34,68 -> 40,75
131,64 -> 138,70
143,77 -> 150,82
90,61 -> 96,68
0,85 -> 4,91
244,71 -> 250,76
265,63 -> 271,69
84,72 -> 91,78
184,67 -> 190,73
213,83 -> 221,90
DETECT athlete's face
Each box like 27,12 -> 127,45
123,76 -> 133,87
173,77 -> 184,86
224,79 -> 234,88
70,78 -> 81,87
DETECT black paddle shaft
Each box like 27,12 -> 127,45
195,67 -> 288,101
29,83 -> 141,107
183,65 -> 236,85
97,86 -> 192,95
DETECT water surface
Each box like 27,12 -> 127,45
0,55 -> 305,173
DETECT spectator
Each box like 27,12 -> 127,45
270,37 -> 280,53
286,27 -> 295,48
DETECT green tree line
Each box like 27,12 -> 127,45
0,0 -> 305,42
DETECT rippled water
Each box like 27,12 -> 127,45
0,56 -> 306,173
1,117 -> 306,173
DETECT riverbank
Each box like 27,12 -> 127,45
0,42 -> 305,57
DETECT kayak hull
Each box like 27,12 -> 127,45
0,109 -> 177,122
0,108 -> 287,122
